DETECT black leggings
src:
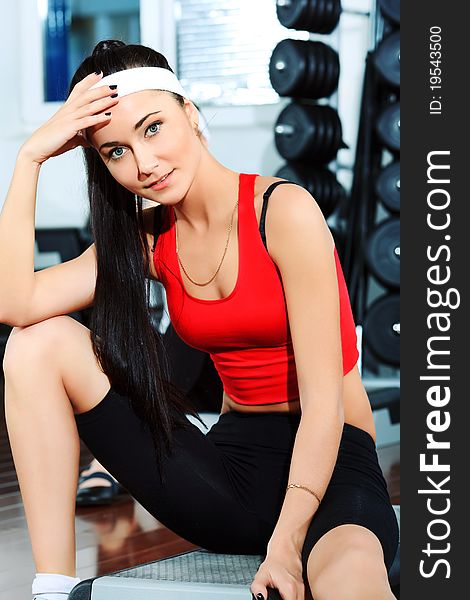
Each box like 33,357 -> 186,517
74,387 -> 399,583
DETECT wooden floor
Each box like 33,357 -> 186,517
0,372 -> 400,600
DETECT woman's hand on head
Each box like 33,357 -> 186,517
250,544 -> 305,600
19,71 -> 120,165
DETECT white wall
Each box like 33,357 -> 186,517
0,2 -> 89,228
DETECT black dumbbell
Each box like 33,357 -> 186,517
363,294 -> 400,367
269,39 -> 340,99
276,0 -> 374,32
365,218 -> 400,289
276,0 -> 342,34
376,102 -> 400,152
274,102 -> 346,163
375,162 -> 400,214
374,31 -> 400,88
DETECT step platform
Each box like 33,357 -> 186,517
69,506 -> 400,600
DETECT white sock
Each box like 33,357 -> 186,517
32,573 -> 81,599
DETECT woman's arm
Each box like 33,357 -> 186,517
263,183 -> 346,554
0,72 -> 113,325
0,151 -> 42,323
267,411 -> 343,553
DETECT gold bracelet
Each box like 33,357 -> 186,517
286,483 -> 322,505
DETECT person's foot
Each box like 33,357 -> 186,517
78,458 -> 113,489
76,458 -> 130,506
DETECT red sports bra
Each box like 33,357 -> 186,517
153,172 -> 359,406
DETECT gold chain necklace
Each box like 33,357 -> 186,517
174,198 -> 239,287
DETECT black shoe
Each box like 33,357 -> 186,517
76,470 -> 130,506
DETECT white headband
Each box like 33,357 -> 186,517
89,66 -> 188,98
85,66 -> 211,142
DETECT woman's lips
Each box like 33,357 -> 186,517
147,169 -> 174,191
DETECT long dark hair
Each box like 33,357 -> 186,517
68,40 -> 205,480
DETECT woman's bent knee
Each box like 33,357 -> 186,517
3,315 -> 81,376
310,547 -> 390,599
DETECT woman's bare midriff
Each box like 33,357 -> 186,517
220,364 -> 377,444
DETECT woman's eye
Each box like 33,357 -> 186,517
108,121 -> 163,161
108,147 -> 125,160
146,121 -> 162,135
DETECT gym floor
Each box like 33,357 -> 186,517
0,372 -> 400,600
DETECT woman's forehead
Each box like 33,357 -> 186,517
87,90 -> 176,146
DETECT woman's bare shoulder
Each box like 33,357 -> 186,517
253,175 -> 293,220
254,174 -> 334,259
254,174 -> 288,192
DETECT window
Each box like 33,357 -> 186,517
174,0 -> 309,106
40,0 -> 140,102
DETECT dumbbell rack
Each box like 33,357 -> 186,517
271,0 -> 349,235
342,3 -> 400,394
